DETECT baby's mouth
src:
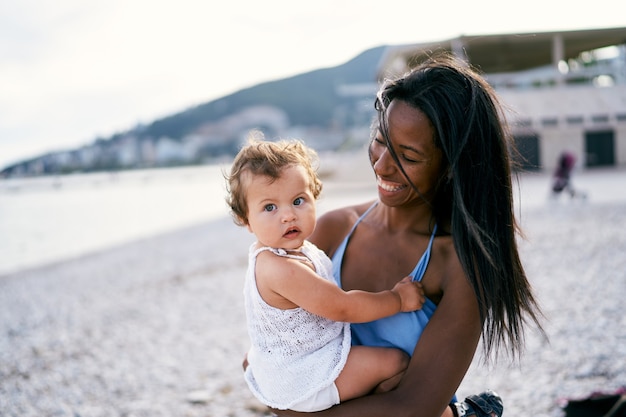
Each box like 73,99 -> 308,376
284,227 -> 300,237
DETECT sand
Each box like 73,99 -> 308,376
1,154 -> 625,416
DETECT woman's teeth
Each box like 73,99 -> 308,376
377,177 -> 404,192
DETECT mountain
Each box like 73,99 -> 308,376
141,45 -> 386,140
1,45 -> 387,177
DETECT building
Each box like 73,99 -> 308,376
375,26 -> 626,171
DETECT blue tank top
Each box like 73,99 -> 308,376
331,202 -> 438,357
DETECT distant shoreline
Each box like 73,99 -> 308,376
3,160 -> 625,277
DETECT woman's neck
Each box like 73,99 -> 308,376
373,201 -> 436,236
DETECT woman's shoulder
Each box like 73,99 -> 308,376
430,232 -> 468,290
311,200 -> 376,255
320,200 -> 374,224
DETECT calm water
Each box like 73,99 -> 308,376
0,165 -> 232,276
2,161 -> 623,277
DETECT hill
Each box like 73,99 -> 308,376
143,45 -> 386,140
1,45 -> 386,177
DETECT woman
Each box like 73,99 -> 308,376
272,54 -> 544,417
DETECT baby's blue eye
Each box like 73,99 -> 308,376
293,197 -> 304,206
264,204 -> 276,212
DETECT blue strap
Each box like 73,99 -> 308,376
410,223 -> 438,282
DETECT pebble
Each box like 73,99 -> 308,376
1,176 -> 625,416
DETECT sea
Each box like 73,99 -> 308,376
0,164 -> 232,276
2,161 -> 624,277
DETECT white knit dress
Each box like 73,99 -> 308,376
243,241 -> 351,410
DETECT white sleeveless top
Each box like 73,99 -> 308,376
243,240 -> 351,410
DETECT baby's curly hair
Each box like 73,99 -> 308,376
225,132 -> 323,226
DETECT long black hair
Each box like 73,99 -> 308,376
374,53 -> 544,359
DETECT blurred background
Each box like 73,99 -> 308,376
1,0 -> 625,275
2,0 -> 625,270
2,2 -> 626,416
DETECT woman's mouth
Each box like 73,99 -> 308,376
377,176 -> 406,192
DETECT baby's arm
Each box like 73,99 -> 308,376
392,276 -> 426,312
256,253 -> 425,322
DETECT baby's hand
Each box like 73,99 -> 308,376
391,276 -> 425,312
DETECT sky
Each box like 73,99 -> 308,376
1,0 -> 624,170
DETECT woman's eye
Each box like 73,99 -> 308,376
264,204 -> 276,212
293,197 -> 304,206
402,154 -> 419,163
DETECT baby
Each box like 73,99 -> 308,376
225,135 -> 425,412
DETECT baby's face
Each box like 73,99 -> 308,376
244,164 -> 316,250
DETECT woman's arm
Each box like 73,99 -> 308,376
273,260 -> 482,417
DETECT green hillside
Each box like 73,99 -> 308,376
1,45 -> 387,176
140,45 -> 386,140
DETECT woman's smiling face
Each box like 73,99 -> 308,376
370,99 -> 444,208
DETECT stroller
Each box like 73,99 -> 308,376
551,151 -> 587,200
552,151 -> 577,196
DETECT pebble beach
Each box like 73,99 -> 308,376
1,153 -> 625,417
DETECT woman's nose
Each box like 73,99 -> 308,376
372,146 -> 394,175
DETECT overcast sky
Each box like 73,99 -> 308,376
1,0 -> 623,169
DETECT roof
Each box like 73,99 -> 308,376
377,26 -> 626,77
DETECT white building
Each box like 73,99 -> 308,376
375,26 -> 626,171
